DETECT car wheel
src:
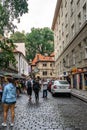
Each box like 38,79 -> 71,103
68,93 -> 71,97
52,93 -> 55,97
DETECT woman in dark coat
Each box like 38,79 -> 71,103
33,79 -> 40,103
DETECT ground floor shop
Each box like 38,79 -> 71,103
67,68 -> 87,90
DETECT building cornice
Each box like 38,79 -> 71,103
51,0 -> 62,30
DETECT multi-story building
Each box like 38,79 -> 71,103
31,53 -> 55,79
13,49 -> 29,77
52,0 -> 87,90
14,43 -> 29,77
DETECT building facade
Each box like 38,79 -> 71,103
14,50 -> 29,77
52,0 -> 87,90
31,53 -> 55,79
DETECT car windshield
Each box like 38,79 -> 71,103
59,80 -> 69,84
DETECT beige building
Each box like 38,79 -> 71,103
31,53 -> 55,79
52,0 -> 87,90
14,43 -> 26,56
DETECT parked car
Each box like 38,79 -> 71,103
47,80 -> 54,92
51,80 -> 71,96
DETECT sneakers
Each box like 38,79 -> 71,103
2,122 -> 7,127
2,122 -> 14,127
10,123 -> 14,127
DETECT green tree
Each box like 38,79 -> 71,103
26,27 -> 54,60
10,31 -> 26,43
0,37 -> 16,68
0,0 -> 28,35
0,0 -> 28,68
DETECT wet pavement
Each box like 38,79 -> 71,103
0,90 -> 87,130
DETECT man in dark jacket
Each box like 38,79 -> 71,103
33,79 -> 40,103
26,77 -> 32,102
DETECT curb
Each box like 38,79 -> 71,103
71,92 -> 87,103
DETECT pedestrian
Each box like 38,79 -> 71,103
42,79 -> 48,98
26,77 -> 32,102
33,79 -> 40,103
0,83 -> 2,102
15,80 -> 20,97
2,77 -> 17,127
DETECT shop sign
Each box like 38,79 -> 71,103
83,68 -> 87,72
71,67 -> 77,73
77,68 -> 83,72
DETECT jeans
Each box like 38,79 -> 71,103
43,89 -> 47,98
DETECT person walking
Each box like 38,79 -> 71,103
26,77 -> 32,102
42,79 -> 48,98
2,77 -> 16,127
33,79 -> 40,103
0,83 -> 2,102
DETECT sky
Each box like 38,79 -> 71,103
15,0 -> 57,33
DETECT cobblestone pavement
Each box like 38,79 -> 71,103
0,90 -> 87,130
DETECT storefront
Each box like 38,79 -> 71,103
71,68 -> 83,90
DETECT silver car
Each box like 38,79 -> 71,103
51,80 -> 71,96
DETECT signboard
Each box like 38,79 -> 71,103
34,67 -> 39,73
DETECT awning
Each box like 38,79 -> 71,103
0,71 -> 25,79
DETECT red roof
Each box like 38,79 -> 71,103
32,53 -> 54,65
50,52 -> 55,57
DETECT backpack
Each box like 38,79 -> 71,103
33,81 -> 40,91
27,80 -> 32,88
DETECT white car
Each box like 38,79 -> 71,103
51,80 -> 71,96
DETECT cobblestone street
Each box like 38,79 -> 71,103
0,90 -> 87,130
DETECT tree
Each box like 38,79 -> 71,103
0,37 -> 16,68
10,31 -> 26,43
0,0 -> 28,68
26,27 -> 54,60
0,0 -> 28,35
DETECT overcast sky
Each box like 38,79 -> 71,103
15,0 -> 57,33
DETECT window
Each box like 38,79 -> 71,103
71,8 -> 74,17
83,3 -> 86,21
78,12 -> 81,28
77,0 -> 80,5
71,24 -> 75,37
65,13 -> 68,24
61,2 -> 63,17
72,50 -> 76,65
62,23 -> 64,35
65,0 -> 67,8
50,72 -> 52,76
85,48 -> 87,59
59,30 -> 61,40
66,54 -> 69,67
84,38 -> 87,59
50,63 -> 52,67
43,71 -> 47,75
58,14 -> 60,24
70,0 -> 74,17
70,0 -> 73,4
62,41 -> 65,49
78,43 -> 82,62
66,33 -> 69,44
43,63 -> 47,67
